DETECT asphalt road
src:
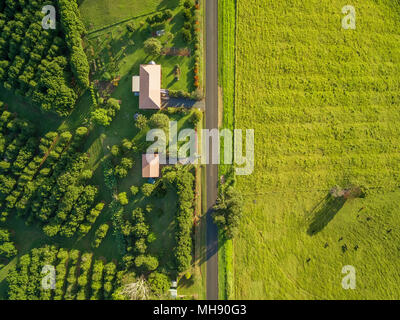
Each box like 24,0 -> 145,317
205,0 -> 219,300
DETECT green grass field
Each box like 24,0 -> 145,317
233,0 -> 400,299
80,0 -> 180,31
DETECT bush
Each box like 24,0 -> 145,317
212,186 -> 243,239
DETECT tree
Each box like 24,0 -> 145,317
120,276 -> 150,300
81,169 -> 93,180
106,98 -> 121,111
118,192 -> 129,205
181,29 -> 192,43
135,255 -> 159,272
189,109 -> 203,125
92,224 -> 110,248
141,183 -> 155,197
91,108 -> 112,126
148,272 -> 170,296
135,114 -> 148,130
122,139 -> 133,151
130,185 -> 139,196
183,8 -> 193,21
0,242 -> 17,258
212,186 -> 243,239
184,1 -> 192,9
149,113 -> 170,132
144,38 -> 162,56
111,145 -> 120,157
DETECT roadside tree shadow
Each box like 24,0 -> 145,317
307,194 -> 347,236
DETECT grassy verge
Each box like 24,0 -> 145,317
178,113 -> 207,299
217,0 -> 237,300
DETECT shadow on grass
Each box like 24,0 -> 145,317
179,274 -> 195,288
307,194 -> 347,236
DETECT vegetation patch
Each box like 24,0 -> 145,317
233,0 -> 400,299
0,0 -> 89,116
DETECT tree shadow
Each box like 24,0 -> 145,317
178,274 -> 195,288
307,194 -> 347,236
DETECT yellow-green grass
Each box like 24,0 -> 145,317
218,0 -> 236,131
79,0 -> 180,31
234,0 -> 400,299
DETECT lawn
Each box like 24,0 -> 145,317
85,5 -> 195,94
79,0 -> 180,31
233,0 -> 400,299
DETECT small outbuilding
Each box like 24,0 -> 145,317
142,154 -> 160,178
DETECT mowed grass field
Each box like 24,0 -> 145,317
80,0 -> 180,31
233,0 -> 400,299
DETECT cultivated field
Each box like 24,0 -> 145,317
233,0 -> 400,299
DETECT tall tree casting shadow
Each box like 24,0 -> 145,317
307,195 -> 347,236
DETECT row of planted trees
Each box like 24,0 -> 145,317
6,246 -> 119,300
0,0 -> 89,116
0,106 -> 104,238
